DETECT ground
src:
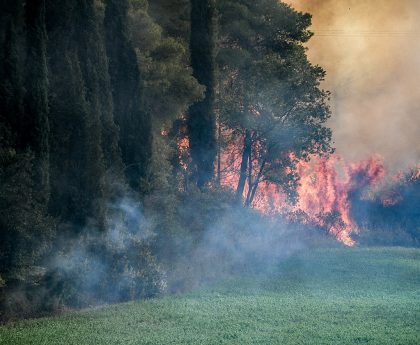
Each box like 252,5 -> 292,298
0,247 -> 419,345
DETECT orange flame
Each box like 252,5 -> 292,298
218,136 -> 386,246
176,133 -> 416,246
293,155 -> 384,246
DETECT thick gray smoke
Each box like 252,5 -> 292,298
288,0 -> 420,173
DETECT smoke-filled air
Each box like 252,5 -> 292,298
0,1 -> 419,344
289,0 -> 420,171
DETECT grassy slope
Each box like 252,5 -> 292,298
0,247 -> 419,345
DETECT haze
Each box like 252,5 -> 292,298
288,0 -> 420,173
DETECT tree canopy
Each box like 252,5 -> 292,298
217,0 -> 333,205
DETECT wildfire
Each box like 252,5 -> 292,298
293,155 -> 385,246
175,133 -> 417,247
221,148 -> 390,246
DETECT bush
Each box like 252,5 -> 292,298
47,197 -> 167,308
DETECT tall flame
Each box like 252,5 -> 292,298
218,134 -> 388,246
172,131 -> 416,246
293,155 -> 385,246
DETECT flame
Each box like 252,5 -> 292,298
177,132 -> 416,246
218,135 -> 387,246
177,137 -> 190,171
293,155 -> 384,246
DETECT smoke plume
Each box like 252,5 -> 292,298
287,0 -> 420,173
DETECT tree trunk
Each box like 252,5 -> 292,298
246,158 -> 266,207
217,115 -> 221,186
236,129 -> 251,199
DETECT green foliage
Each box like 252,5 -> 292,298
78,0 -> 122,175
144,141 -> 239,277
128,0 -> 203,127
126,4 -> 206,266
217,0 -> 333,205
147,0 -> 190,40
53,229 -> 166,307
0,1 -> 54,301
0,149 -> 54,283
143,136 -> 184,262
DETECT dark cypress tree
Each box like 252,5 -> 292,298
0,0 -> 53,290
46,0 -> 106,230
0,0 -> 24,149
74,0 -> 122,176
187,0 -> 216,188
105,0 -> 152,191
0,0 -> 24,282
23,0 -> 50,205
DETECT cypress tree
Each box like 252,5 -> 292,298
46,0 -> 106,230
0,0 -> 24,149
74,0 -> 122,176
187,0 -> 216,188
105,0 -> 152,191
23,0 -> 50,205
0,0 -> 25,281
0,0 -> 54,288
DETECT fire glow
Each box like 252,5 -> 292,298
220,150 -> 386,246
174,133 -> 417,247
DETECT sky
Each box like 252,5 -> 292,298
287,0 -> 420,173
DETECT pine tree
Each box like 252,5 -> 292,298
148,0 -> 190,40
217,0 -> 332,205
187,0 -> 216,188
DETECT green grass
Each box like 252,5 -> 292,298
1,247 -> 419,345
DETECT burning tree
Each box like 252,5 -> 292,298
216,0 -> 333,205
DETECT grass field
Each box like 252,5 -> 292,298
0,247 -> 419,345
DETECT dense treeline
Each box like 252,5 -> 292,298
0,0 -> 336,321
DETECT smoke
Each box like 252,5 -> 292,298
45,187 -> 332,305
287,0 -> 420,173
165,198 -> 342,294
47,195 -> 166,306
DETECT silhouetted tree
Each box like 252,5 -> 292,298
47,0 -> 106,230
0,0 -> 53,294
105,0 -> 152,191
217,0 -> 332,206
23,0 -> 50,205
187,0 -> 217,187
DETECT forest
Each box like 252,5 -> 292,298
0,0 -> 419,323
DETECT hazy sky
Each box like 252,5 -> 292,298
287,0 -> 420,172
